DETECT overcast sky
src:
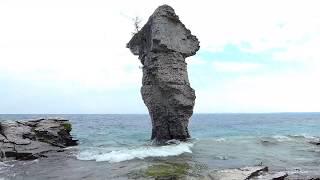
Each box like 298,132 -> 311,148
0,0 -> 319,113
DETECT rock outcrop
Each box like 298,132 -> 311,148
127,5 -> 200,144
0,118 -> 78,160
206,166 -> 288,180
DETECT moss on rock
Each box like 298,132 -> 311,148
62,123 -> 72,132
145,162 -> 190,179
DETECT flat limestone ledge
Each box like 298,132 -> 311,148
204,166 -> 288,180
130,164 -> 293,180
0,118 -> 78,161
131,163 -> 319,180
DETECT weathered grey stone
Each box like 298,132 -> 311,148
0,119 -> 77,160
127,5 -> 199,144
2,122 -> 32,145
204,166 -> 290,180
207,166 -> 268,180
252,172 -> 288,180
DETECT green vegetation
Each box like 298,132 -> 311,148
145,162 -> 190,179
62,123 -> 72,132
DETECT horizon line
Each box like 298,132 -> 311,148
1,112 -> 320,115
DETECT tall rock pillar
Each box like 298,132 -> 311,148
127,5 -> 200,144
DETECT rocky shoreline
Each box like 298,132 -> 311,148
205,166 -> 287,180
1,118 -> 320,179
129,162 -> 320,180
0,118 -> 78,161
204,166 -> 320,180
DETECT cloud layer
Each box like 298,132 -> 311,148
0,0 -> 319,113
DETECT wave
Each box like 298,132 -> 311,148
271,135 -> 293,142
77,142 -> 194,163
0,162 -> 14,174
0,162 -> 14,168
288,134 -> 319,140
214,138 -> 226,142
259,134 -> 320,143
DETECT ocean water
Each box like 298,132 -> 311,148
1,113 -> 320,179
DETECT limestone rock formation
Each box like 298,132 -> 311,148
0,118 -> 78,160
127,5 -> 200,144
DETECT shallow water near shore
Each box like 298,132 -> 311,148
1,113 -> 320,179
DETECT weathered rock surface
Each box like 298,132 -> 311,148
207,166 -> 268,180
206,166 -> 288,180
253,172 -> 288,180
0,118 -> 77,160
127,5 -> 200,144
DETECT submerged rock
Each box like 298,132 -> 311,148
309,139 -> 320,146
145,162 -> 190,179
0,118 -> 77,160
127,5 -> 200,144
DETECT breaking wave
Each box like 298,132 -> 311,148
266,134 -> 319,142
77,142 -> 194,163
288,134 -> 319,140
214,138 -> 226,142
272,135 -> 293,142
0,161 -> 14,174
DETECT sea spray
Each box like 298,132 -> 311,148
77,142 -> 194,163
0,161 -> 14,175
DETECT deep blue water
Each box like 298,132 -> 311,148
1,113 -> 320,179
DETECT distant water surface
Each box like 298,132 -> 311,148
1,113 -> 320,179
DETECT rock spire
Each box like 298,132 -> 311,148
127,5 -> 200,144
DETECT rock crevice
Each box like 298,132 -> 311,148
127,5 -> 200,144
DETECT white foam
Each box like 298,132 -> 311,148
272,135 -> 292,142
215,138 -> 226,142
77,142 -> 193,163
0,162 -> 14,174
0,162 -> 13,169
291,133 -> 318,140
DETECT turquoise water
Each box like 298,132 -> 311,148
1,113 -> 320,179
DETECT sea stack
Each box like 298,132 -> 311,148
127,5 -> 200,144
